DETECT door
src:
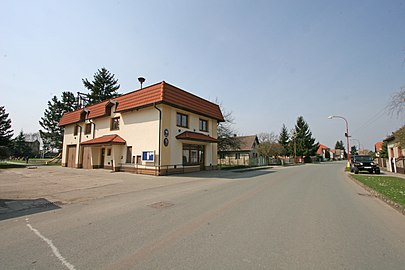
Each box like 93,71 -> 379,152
82,146 -> 92,169
67,145 -> 76,168
126,146 -> 132,163
100,148 -> 105,168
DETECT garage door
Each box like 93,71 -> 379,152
82,146 -> 92,169
67,145 -> 76,168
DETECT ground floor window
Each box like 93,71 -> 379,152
182,144 -> 204,165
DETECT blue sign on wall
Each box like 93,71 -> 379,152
142,151 -> 154,161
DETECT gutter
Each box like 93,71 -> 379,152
154,103 -> 162,173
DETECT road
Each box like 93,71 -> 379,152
1,162 -> 404,269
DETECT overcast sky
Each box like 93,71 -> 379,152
1,0 -> 404,150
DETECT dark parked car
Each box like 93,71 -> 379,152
350,155 -> 380,174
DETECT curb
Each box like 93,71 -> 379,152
346,173 -> 405,216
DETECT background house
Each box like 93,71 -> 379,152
218,135 -> 260,166
316,144 -> 331,161
384,135 -> 405,174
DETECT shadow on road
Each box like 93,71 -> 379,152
166,168 -> 276,180
0,198 -> 61,221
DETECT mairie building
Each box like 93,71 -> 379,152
59,81 -> 224,175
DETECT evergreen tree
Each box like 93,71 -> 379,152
39,91 -> 76,152
278,124 -> 290,156
11,131 -> 31,158
351,146 -> 358,156
83,67 -> 120,105
293,116 -> 319,158
0,106 -> 13,146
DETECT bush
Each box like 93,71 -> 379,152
0,146 -> 10,160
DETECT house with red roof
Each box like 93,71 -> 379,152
59,81 -> 224,175
316,144 -> 331,161
218,135 -> 260,166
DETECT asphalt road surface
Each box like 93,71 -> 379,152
1,162 -> 405,269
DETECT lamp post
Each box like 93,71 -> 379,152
328,115 -> 350,167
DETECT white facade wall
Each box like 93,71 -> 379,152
62,103 -> 219,172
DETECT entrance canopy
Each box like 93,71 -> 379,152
81,134 -> 126,145
176,131 -> 218,143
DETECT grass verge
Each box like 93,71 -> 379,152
350,174 -> 405,207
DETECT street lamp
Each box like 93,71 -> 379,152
328,115 -> 350,167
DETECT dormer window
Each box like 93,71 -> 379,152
84,123 -> 92,135
111,117 -> 120,130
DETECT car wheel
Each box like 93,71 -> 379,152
375,169 -> 380,174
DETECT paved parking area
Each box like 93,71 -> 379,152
0,166 -> 221,205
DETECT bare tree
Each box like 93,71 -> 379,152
257,132 -> 283,163
216,103 -> 241,152
388,86 -> 405,117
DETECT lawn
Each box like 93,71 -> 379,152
351,174 -> 405,207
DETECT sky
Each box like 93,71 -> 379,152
1,0 -> 405,151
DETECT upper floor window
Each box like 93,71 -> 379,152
84,123 -> 92,135
199,119 -> 208,132
73,125 -> 79,136
176,113 -> 188,128
111,117 -> 120,130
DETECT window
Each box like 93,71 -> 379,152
199,119 -> 208,132
182,144 -> 204,165
235,153 -> 240,159
73,125 -> 78,136
111,117 -> 120,130
176,113 -> 188,128
107,148 -> 111,156
84,123 -> 92,135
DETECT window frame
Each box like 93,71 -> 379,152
199,119 -> 208,132
176,113 -> 188,128
110,117 -> 120,131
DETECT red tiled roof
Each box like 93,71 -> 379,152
316,144 -> 330,155
81,134 -> 126,145
59,81 -> 224,126
176,131 -> 218,143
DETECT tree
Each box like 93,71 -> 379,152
258,132 -> 283,163
0,106 -> 13,146
393,125 -> 405,150
351,146 -> 358,156
293,116 -> 319,159
39,91 -> 76,152
217,108 -> 241,152
0,146 -> 10,160
278,124 -> 290,156
388,86 -> 405,117
11,131 -> 31,158
83,67 -> 120,105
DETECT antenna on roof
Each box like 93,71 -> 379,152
138,77 -> 146,89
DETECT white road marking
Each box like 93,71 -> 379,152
26,220 -> 77,270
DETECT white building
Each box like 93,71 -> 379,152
59,81 -> 224,175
